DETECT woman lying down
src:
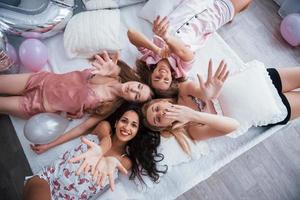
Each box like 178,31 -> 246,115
23,103 -> 167,200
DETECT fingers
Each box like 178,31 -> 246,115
94,54 -> 105,65
84,162 -> 91,174
222,70 -> 230,82
102,51 -> 111,62
91,61 -> 101,68
97,172 -> 106,187
99,173 -> 107,187
153,15 -> 160,27
76,161 -> 88,175
69,152 -> 86,163
153,16 -> 169,36
108,173 -> 115,191
110,51 -> 120,64
197,73 -> 205,88
218,63 -> 228,81
158,16 -> 168,28
81,137 -> 95,148
93,169 -> 99,182
207,59 -> 213,81
117,162 -> 128,175
214,60 -> 225,79
91,164 -> 97,175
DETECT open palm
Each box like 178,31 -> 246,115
90,51 -> 120,77
69,137 -> 103,176
93,156 -> 127,191
197,59 -> 229,101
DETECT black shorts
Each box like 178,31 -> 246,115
266,68 -> 291,125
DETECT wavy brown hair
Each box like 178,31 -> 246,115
87,60 -> 152,117
107,102 -> 167,183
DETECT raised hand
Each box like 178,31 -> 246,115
92,156 -> 127,191
69,137 -> 103,176
30,143 -> 51,154
152,16 -> 170,41
165,104 -> 197,129
197,59 -> 229,101
90,51 -> 120,77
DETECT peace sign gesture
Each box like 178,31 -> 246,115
197,59 -> 229,101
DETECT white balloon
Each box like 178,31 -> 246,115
24,113 -> 69,144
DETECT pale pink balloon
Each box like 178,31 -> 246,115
19,38 -> 48,71
280,13 -> 300,47
6,43 -> 18,63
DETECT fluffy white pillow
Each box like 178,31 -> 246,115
82,0 -> 146,10
216,60 -> 288,138
138,0 -> 184,23
64,9 -> 121,59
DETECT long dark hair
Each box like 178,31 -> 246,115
107,102 -> 167,183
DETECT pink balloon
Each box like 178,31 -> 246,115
280,13 -> 300,47
6,43 -> 18,63
19,39 -> 48,71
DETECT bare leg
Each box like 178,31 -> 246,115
284,91 -> 300,120
277,67 -> 300,92
0,73 -> 32,95
0,96 -> 28,118
229,0 -> 252,16
23,176 -> 51,200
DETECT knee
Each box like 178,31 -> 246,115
23,176 -> 51,200
230,0 -> 252,15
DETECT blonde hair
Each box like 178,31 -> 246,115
142,98 -> 191,155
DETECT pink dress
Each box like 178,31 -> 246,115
20,69 -> 103,118
139,0 -> 234,79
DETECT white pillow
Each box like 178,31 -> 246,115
216,60 -> 288,138
64,10 -> 121,59
138,0 -> 184,23
82,0 -> 146,10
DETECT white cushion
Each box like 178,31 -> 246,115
64,10 -> 121,59
138,0 -> 184,23
82,0 -> 146,10
216,60 -> 288,138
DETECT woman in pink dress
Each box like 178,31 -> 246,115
0,51 -> 153,153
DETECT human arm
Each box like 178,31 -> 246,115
165,104 -> 239,140
30,115 -> 103,154
127,28 -> 161,54
152,16 -> 194,62
179,59 -> 229,101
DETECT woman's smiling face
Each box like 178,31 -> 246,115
115,110 -> 140,142
151,59 -> 172,91
145,100 -> 174,128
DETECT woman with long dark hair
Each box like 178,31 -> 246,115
23,103 -> 166,200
